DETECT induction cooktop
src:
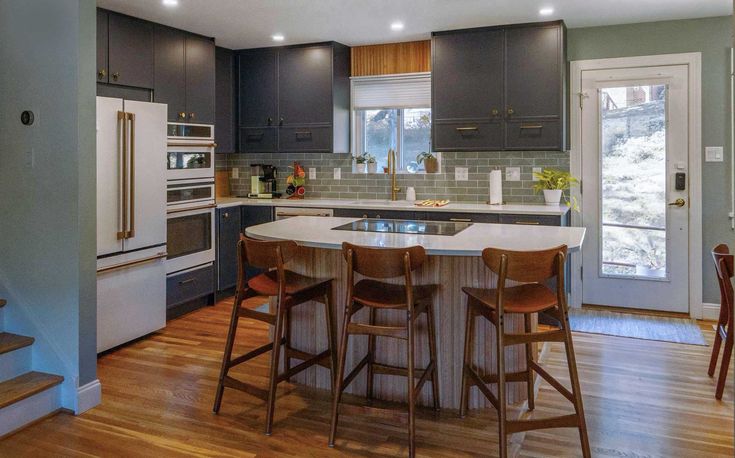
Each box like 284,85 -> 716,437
332,218 -> 472,236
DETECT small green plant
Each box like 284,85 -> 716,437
416,152 -> 436,163
355,152 -> 373,164
532,168 -> 579,210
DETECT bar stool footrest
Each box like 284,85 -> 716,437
222,375 -> 269,401
529,361 -> 575,403
506,413 -> 580,434
277,349 -> 331,383
286,347 -> 332,370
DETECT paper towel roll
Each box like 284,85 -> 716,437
488,170 -> 503,205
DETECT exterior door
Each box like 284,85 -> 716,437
581,65 -> 690,312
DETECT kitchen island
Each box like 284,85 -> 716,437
246,216 -> 585,409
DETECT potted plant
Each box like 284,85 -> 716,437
532,168 -> 579,206
354,153 -> 369,173
367,154 -> 378,173
417,152 -> 439,174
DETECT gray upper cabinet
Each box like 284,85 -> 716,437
236,42 -> 350,154
153,24 -> 216,124
431,20 -> 567,152
96,9 -> 154,89
215,47 -> 236,153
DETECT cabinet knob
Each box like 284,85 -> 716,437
98,69 -> 106,80
491,108 -> 499,116
223,212 -> 229,219
189,112 -> 196,120
507,107 -> 514,116
362,214 -> 368,219
178,112 -> 186,119
112,72 -> 120,81
279,117 -> 284,126
267,117 -> 273,126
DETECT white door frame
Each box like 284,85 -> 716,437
569,52 -> 703,318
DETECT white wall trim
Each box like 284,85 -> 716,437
569,52 -> 703,318
75,379 -> 101,415
702,303 -> 721,321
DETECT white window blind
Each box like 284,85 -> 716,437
351,73 -> 431,110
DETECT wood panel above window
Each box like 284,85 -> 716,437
350,40 -> 430,76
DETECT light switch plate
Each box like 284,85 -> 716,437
506,167 -> 521,181
231,167 -> 239,179
309,168 -> 316,179
333,168 -> 341,180
705,146 -> 724,162
532,167 -> 542,181
455,167 -> 469,181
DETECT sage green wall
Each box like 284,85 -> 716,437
568,16 -> 734,304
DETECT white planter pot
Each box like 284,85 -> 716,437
635,265 -> 666,278
367,162 -> 378,173
543,189 -> 563,205
355,163 -> 366,174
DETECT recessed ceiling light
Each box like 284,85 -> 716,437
162,0 -> 178,7
272,34 -> 285,42
391,22 -> 404,31
539,7 -> 554,16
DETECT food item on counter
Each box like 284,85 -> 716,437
415,199 -> 450,207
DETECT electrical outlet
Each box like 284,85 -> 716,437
532,167 -> 542,181
333,167 -> 341,180
309,168 -> 316,179
455,167 -> 469,181
506,167 -> 521,181
231,167 -> 239,179
705,146 -> 724,162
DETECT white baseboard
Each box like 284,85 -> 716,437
702,303 -> 721,321
75,379 -> 101,415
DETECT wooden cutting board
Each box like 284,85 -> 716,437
215,170 -> 230,197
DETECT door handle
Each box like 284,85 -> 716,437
668,198 -> 686,207
117,111 -> 128,240
126,112 -> 136,238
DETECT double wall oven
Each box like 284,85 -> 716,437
166,123 -> 216,275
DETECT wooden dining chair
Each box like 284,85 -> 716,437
709,244 -> 733,400
213,236 -> 337,435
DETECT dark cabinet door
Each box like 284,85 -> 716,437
154,26 -> 187,122
215,47 -> 236,153
96,9 -> 109,83
432,29 -> 504,121
238,49 -> 278,128
185,35 -> 216,124
107,13 -> 154,89
504,24 -> 562,119
216,208 -> 241,291
240,206 -> 274,279
278,45 -> 333,126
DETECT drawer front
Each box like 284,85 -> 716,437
166,264 -> 214,308
433,120 -> 502,152
421,212 -> 499,224
278,125 -> 332,152
239,127 -> 277,153
504,120 -> 561,150
333,208 -> 417,220
499,214 -> 561,226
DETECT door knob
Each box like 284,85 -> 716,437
668,198 -> 686,207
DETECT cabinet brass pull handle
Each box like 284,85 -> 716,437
178,112 -> 187,119
520,124 -> 543,130
295,131 -> 312,137
507,107 -> 514,115
178,278 -> 196,286
514,221 -> 540,225
112,72 -> 120,81
98,69 -> 106,79
449,218 -> 472,222
456,127 -> 478,132
491,108 -> 499,116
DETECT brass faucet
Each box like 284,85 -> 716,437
388,148 -> 401,201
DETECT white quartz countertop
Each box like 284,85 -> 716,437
217,197 -> 570,216
245,216 -> 585,256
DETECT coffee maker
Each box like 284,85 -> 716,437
248,164 -> 281,198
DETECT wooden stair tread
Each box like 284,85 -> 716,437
0,332 -> 35,355
0,372 -> 63,409
0,299 -> 6,308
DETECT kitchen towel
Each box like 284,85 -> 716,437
488,169 -> 503,205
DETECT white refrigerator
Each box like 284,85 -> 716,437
96,97 -> 167,353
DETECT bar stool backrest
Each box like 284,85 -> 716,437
482,245 -> 568,284
236,235 -> 299,291
342,242 -> 426,279
712,244 -> 733,322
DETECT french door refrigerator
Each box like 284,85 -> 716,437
96,97 -> 167,353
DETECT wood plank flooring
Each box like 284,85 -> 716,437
0,297 -> 732,457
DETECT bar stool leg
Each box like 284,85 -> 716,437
213,294 -> 242,413
559,305 -> 591,458
716,337 -> 733,400
708,328 -> 723,377
407,310 -> 417,458
459,301 -> 475,418
366,307 -> 377,401
323,288 -> 337,393
426,303 -> 440,411
283,308 -> 292,383
264,304 -> 286,436
329,303 -> 353,447
524,314 -> 535,411
496,312 -> 508,458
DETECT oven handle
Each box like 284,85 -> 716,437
167,142 -> 217,148
166,203 -> 217,214
97,252 -> 167,274
276,212 -> 332,218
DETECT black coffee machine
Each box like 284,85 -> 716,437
247,164 -> 281,198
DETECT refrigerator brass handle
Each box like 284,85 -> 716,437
117,111 -> 128,240
167,203 -> 217,214
127,112 -> 136,238
449,218 -> 472,222
166,142 -> 218,148
97,252 -> 167,274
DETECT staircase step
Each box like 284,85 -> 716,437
0,372 -> 63,409
0,299 -> 6,308
0,333 -> 34,356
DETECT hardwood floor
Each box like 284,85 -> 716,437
0,297 -> 732,457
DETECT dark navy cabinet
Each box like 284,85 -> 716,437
333,208 -> 418,220
97,10 -> 154,89
185,34 -> 216,124
432,21 -> 567,152
216,208 -> 241,291
238,206 -> 274,283
215,47 -> 237,153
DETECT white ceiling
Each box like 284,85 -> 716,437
96,0 -> 731,49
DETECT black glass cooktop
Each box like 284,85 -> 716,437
332,218 -> 472,236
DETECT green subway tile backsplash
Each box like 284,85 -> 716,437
217,151 -> 569,204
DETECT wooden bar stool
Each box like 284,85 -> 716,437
329,242 -> 440,458
460,245 -> 590,458
709,244 -> 733,400
213,236 -> 337,435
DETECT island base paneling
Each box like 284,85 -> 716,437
276,246 -> 531,409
